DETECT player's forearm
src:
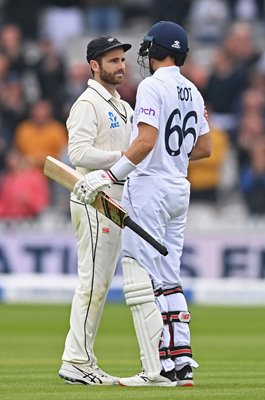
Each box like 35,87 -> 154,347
108,123 -> 157,182
107,139 -> 152,182
68,146 -> 122,170
124,138 -> 153,165
190,132 -> 212,160
189,147 -> 211,160
124,122 -> 157,165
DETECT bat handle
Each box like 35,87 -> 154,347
124,216 -> 168,256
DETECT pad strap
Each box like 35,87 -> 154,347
159,347 -> 171,359
161,310 -> 191,355
161,311 -> 191,324
170,345 -> 192,359
154,287 -> 183,297
163,286 -> 183,296
159,345 -> 192,359
154,287 -> 163,297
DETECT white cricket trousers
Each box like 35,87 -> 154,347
121,175 -> 190,289
62,199 -> 121,365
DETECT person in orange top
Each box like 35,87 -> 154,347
13,99 -> 67,168
0,148 -> 50,218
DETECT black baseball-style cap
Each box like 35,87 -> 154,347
86,36 -> 132,63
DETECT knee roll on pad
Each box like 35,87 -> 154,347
124,283 -> 154,305
122,257 -> 163,380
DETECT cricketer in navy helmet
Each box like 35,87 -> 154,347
58,36 -> 133,385
73,21 -> 212,387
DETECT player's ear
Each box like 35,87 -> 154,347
90,59 -> 99,74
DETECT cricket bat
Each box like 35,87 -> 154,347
44,156 -> 168,256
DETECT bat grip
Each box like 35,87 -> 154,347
124,216 -> 168,256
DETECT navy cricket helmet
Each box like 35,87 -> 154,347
138,21 -> 189,74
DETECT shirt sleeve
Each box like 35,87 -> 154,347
197,91 -> 210,137
67,100 -> 122,170
134,78 -> 160,130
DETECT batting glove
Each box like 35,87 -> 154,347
73,170 -> 111,204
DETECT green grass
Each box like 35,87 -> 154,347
0,303 -> 265,399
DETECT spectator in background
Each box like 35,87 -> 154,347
2,0 -> 42,39
181,55 -> 208,95
226,0 -> 265,22
0,51 -> 10,84
0,74 -> 28,149
0,24 -> 28,77
59,61 -> 90,121
0,148 -> 50,219
188,0 -> 230,44
204,48 -> 246,140
204,22 -> 261,141
239,87 -> 265,117
237,112 -> 265,170
0,52 -> 28,164
151,0 -> 192,27
0,52 -> 12,157
13,99 -> 67,169
0,137 -> 6,171
223,22 -> 261,67
84,0 -> 123,34
239,136 -> 265,215
236,86 -> 265,169
39,0 -> 85,53
33,37 -> 66,120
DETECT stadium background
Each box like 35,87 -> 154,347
1,2 -> 265,399
0,0 -> 265,305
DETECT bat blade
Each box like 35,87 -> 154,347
44,156 -> 81,191
44,156 -> 126,228
44,156 -> 168,256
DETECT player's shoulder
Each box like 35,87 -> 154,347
67,89 -> 95,118
138,75 -> 160,94
138,75 -> 154,87
77,87 -> 96,102
70,87 -> 101,113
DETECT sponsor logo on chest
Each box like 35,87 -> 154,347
108,111 -> 120,128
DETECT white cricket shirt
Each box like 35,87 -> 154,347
130,66 -> 209,178
67,79 -> 133,200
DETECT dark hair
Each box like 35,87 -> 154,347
149,43 -> 187,66
89,55 -> 103,76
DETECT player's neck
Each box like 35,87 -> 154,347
103,83 -> 116,97
151,57 -> 176,72
96,77 -> 116,97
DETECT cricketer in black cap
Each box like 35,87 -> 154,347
58,34 -> 134,386
86,36 -> 132,63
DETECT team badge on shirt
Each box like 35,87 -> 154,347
108,111 -> 120,128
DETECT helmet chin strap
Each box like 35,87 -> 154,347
149,57 -> 154,75
137,54 -> 152,79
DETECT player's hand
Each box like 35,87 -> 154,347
73,170 -> 111,204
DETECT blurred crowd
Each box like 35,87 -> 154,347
0,0 -> 265,223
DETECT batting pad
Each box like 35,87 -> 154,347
122,257 -> 163,380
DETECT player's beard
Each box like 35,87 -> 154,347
99,68 -> 124,85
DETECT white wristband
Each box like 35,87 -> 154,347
108,155 -> 136,182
